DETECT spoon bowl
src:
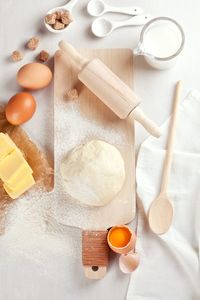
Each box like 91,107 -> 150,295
148,195 -> 173,235
44,0 -> 78,34
91,18 -> 113,37
87,0 -> 105,17
44,8 -> 70,34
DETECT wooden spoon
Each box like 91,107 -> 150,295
148,81 -> 182,235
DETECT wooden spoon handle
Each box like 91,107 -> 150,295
160,81 -> 182,194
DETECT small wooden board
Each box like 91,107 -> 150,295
54,48 -> 136,279
82,230 -> 109,279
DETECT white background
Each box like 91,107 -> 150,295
0,0 -> 199,299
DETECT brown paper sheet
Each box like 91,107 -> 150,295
0,107 -> 53,233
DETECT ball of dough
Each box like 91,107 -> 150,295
60,140 -> 125,207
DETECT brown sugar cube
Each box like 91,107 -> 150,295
55,11 -> 63,20
61,11 -> 73,25
11,50 -> 23,62
66,89 -> 79,100
27,37 -> 39,50
38,50 -> 50,62
45,13 -> 56,25
54,21 -> 65,30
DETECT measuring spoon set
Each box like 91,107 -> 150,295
45,0 -> 185,70
87,0 -> 152,37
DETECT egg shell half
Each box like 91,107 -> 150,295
6,92 -> 36,125
17,63 -> 52,90
107,225 -> 136,254
119,252 -> 140,273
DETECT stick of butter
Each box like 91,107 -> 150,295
5,163 -> 33,189
0,133 -> 17,160
0,132 -> 35,199
3,174 -> 35,199
0,150 -> 32,183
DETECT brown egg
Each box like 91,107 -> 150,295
17,63 -> 52,90
6,92 -> 36,125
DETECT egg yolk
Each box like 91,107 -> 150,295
109,227 -> 131,248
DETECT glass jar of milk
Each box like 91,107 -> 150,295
134,17 -> 185,70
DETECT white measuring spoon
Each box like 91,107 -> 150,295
91,14 -> 152,38
87,0 -> 143,17
44,0 -> 78,33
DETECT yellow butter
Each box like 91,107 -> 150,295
0,150 -> 32,183
0,133 -> 35,199
5,162 -> 33,189
0,133 -> 17,160
3,174 -> 35,199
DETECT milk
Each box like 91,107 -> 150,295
143,23 -> 182,58
134,18 -> 185,69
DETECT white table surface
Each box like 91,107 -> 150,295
0,0 -> 199,299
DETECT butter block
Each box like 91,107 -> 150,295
0,133 -> 17,160
0,150 -> 32,183
3,174 -> 35,199
5,162 -> 33,189
0,133 -> 35,199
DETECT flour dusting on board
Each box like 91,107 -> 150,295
56,100 -> 127,154
53,98 -> 133,230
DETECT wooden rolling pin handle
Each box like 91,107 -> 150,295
131,107 -> 161,138
59,41 -> 161,138
59,40 -> 88,70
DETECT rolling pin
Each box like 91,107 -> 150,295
59,41 -> 161,137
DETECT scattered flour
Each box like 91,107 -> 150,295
0,186 -> 81,279
54,100 -> 132,230
0,98 -> 132,273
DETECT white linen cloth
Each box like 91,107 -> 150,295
127,90 -> 200,300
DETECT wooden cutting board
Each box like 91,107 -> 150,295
54,48 -> 136,279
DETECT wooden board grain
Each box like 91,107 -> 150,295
54,48 -> 136,278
